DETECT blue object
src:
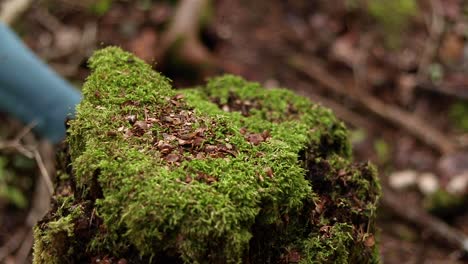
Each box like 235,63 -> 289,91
0,23 -> 82,143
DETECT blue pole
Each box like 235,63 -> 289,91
0,23 -> 81,143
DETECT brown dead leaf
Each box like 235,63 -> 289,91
134,120 -> 148,130
192,137 -> 204,146
196,172 -> 217,184
165,153 -> 180,163
178,138 -> 191,146
264,167 -> 274,178
205,145 -> 217,152
246,133 -> 265,146
185,174 -> 192,183
364,234 -> 375,247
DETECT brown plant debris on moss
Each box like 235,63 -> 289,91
33,47 -> 381,264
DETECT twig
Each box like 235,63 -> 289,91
289,55 -> 457,155
14,121 -> 37,142
33,149 -> 54,195
0,121 -> 37,158
0,123 -> 53,262
0,0 -> 33,25
382,187 -> 468,253
0,121 -> 54,197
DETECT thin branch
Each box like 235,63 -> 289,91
0,123 -> 53,261
382,187 -> 468,253
34,149 -> 54,195
13,121 -> 37,142
289,55 -> 457,155
0,121 -> 37,158
0,121 -> 54,197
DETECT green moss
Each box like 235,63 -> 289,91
34,47 -> 380,263
33,196 -> 83,264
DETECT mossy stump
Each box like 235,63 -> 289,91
33,47 -> 381,264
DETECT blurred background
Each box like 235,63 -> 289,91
1,0 -> 468,263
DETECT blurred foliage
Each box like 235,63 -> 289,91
369,0 -> 418,48
89,0 -> 171,15
374,138 -> 390,165
349,129 -> 367,145
89,0 -> 113,16
348,0 -> 418,48
424,190 -> 467,218
0,156 -> 28,208
449,101 -> 468,132
428,63 -> 444,83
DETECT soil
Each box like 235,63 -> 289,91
1,0 -> 468,263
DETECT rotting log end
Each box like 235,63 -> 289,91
34,47 -> 381,264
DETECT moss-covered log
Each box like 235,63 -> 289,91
33,47 -> 381,264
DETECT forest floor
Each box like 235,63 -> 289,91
1,0 -> 468,263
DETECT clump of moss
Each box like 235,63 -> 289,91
34,47 -> 381,263
33,196 -> 83,264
